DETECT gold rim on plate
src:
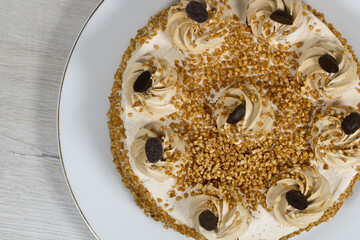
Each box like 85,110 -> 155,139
57,1 -> 105,239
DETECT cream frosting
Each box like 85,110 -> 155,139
116,0 -> 360,239
166,0 -> 232,53
298,42 -> 358,99
215,86 -> 274,140
312,107 -> 360,169
266,168 -> 333,228
130,122 -> 186,181
189,188 -> 251,240
246,0 -> 309,48
123,55 -> 183,119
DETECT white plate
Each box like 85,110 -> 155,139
57,0 -> 360,239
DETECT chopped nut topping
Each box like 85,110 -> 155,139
107,3 -> 360,240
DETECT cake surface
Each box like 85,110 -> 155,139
108,0 -> 360,239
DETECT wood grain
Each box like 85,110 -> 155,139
0,0 -> 99,239
2,0 -> 360,240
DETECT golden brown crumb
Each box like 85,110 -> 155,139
107,2 -> 360,240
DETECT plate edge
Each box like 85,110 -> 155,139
56,1 -> 105,239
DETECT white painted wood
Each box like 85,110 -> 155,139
2,0 -> 360,239
0,0 -> 99,239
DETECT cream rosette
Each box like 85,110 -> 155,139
312,107 -> 360,169
124,56 -> 182,119
166,0 -> 232,53
266,169 -> 332,228
298,42 -> 357,99
189,191 -> 251,240
130,123 -> 185,181
247,0 -> 308,47
214,86 -> 274,140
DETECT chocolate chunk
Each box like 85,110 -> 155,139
342,112 -> 360,135
285,190 -> 308,210
318,54 -> 339,73
133,71 -> 152,93
198,210 -> 218,231
226,103 -> 246,125
145,137 -> 163,163
186,1 -> 208,23
270,10 -> 293,25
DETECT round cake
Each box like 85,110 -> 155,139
107,0 -> 360,239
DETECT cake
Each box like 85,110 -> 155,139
107,0 -> 360,239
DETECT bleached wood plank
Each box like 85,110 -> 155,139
0,0 -> 100,239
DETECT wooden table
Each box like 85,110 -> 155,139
2,0 -> 360,239
0,0 -> 99,239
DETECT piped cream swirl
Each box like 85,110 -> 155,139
189,189 -> 251,240
247,0 -> 308,47
312,107 -> 360,169
130,122 -> 185,181
124,55 -> 183,118
266,168 -> 332,228
298,42 -> 357,99
215,86 -> 274,141
166,0 -> 232,53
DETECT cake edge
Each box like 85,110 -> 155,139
107,3 -> 360,240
